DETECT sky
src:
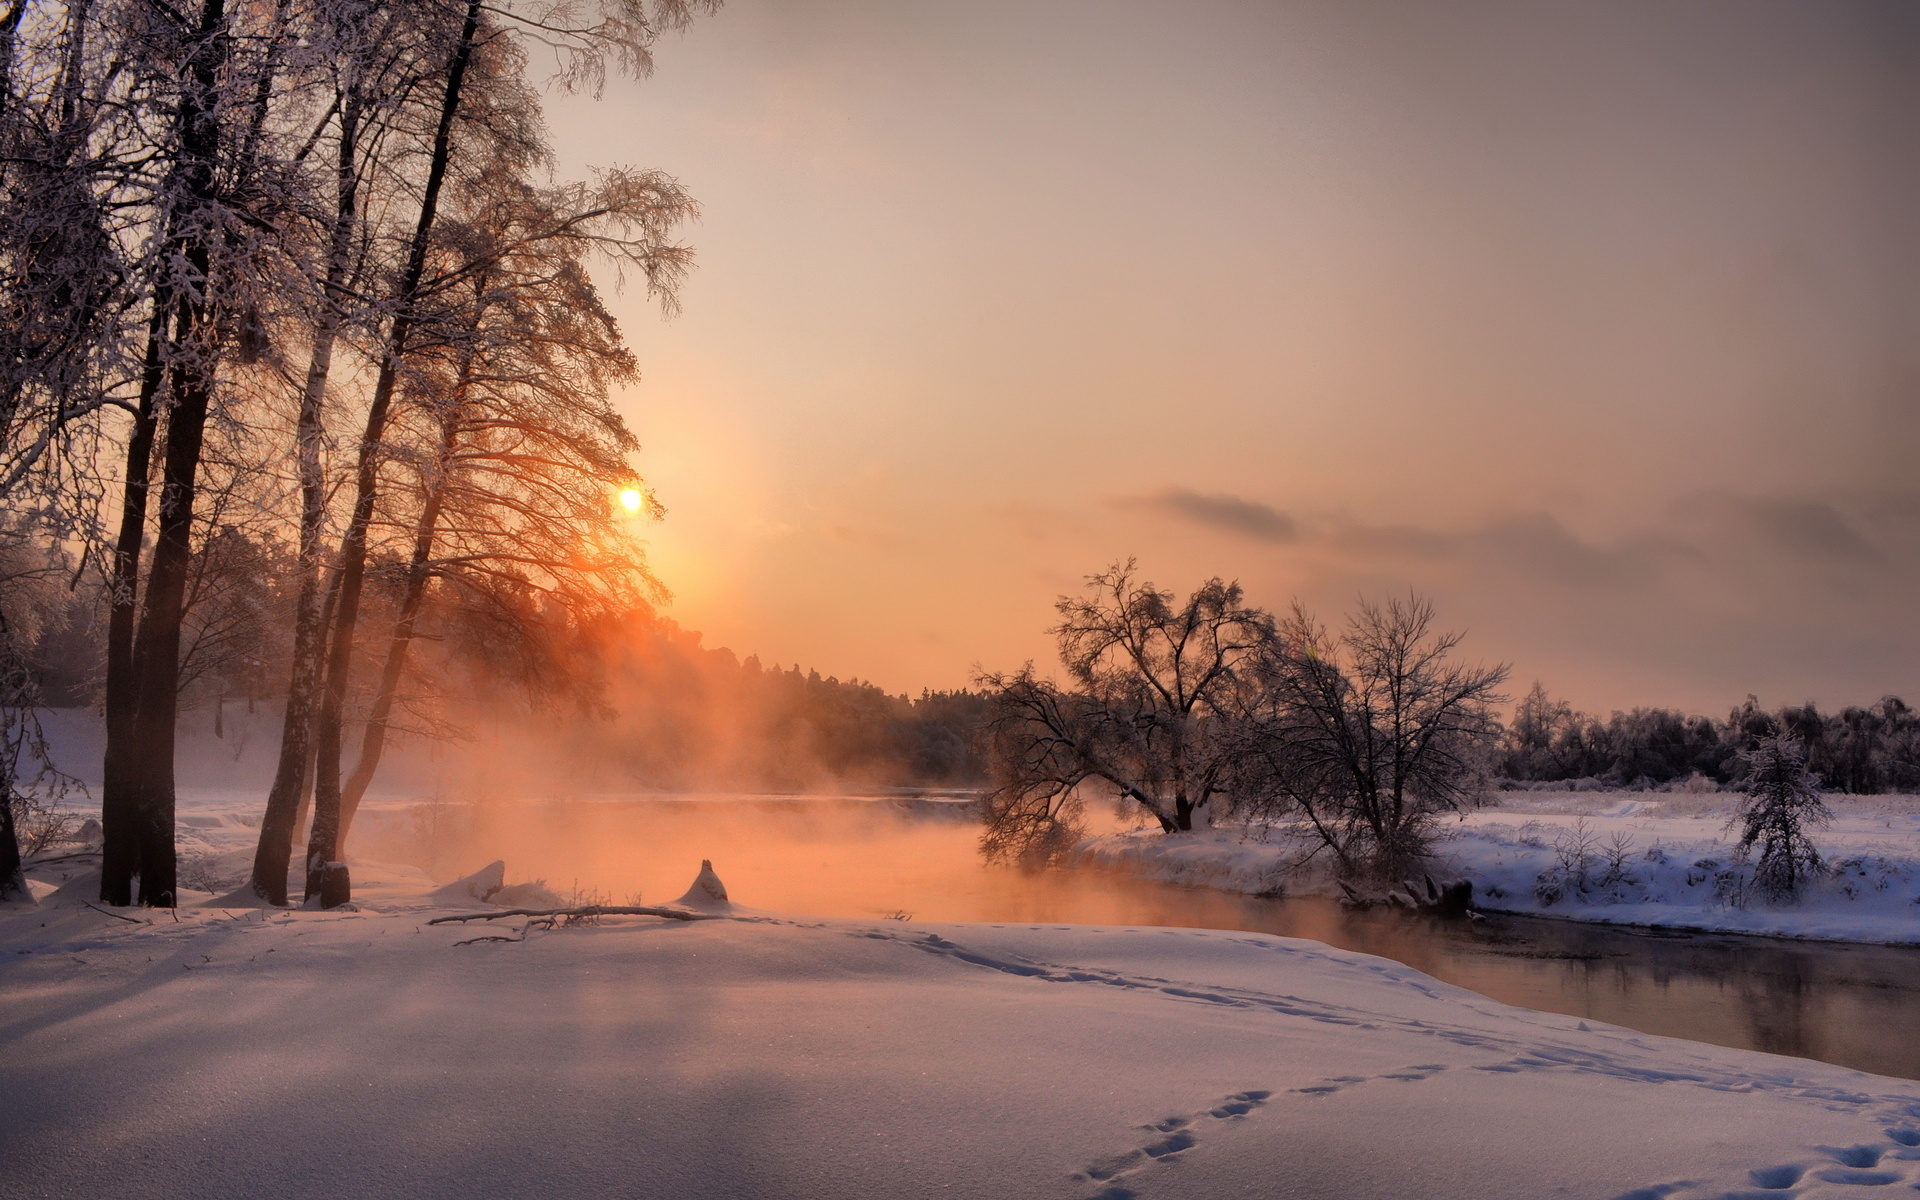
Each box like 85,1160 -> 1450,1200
542,0 -> 1920,715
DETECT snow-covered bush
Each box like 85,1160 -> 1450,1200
1535,820 -> 1640,905
1712,865 -> 1751,909
10,791 -> 76,858
1597,832 -> 1638,887
180,850 -> 246,895
1729,736 -> 1830,900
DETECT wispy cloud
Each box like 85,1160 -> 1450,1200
1113,488 -> 1298,543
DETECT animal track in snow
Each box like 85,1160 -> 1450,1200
862,926 -> 1920,1122
1290,1063 -> 1450,1098
1608,1130 -> 1920,1200
1072,1088 -> 1274,1195
1745,1163 -> 1802,1189
851,927 -> 1920,1200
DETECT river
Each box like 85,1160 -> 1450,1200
362,794 -> 1920,1081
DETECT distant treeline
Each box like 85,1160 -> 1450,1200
553,611 -> 993,792
21,555 -> 993,793
1500,684 -> 1920,793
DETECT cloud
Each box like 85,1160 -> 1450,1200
1115,488 -> 1298,543
1341,512 -> 1694,587
1726,497 -> 1879,562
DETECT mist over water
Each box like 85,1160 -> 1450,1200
27,704 -> 1920,1083
353,795 -> 1920,1082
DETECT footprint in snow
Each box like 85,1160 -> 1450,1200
1610,1131 -> 1920,1200
1073,1089 -> 1273,1193
1293,1063 -> 1449,1096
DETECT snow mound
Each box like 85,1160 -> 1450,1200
429,860 -> 506,905
205,883 -> 281,909
671,859 -> 730,912
43,867 -> 104,906
488,881 -> 565,908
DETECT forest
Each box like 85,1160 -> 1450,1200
1498,685 -> 1920,795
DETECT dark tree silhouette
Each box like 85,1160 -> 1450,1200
1236,595 -> 1508,880
977,562 -> 1274,862
1732,735 -> 1830,900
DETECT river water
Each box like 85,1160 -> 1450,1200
365,795 -> 1920,1081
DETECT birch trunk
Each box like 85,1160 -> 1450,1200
306,0 -> 481,904
249,85 -> 363,905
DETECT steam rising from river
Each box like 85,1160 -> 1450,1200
351,794 -> 1184,922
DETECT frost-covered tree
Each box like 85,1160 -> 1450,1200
294,0 -> 711,906
1731,735 -> 1829,900
1235,595 -> 1508,881
976,562 -> 1275,861
323,163 -> 691,851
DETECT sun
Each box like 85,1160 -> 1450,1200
619,488 -> 643,512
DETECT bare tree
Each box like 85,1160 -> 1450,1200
1235,595 -> 1508,881
977,562 -> 1274,862
325,165 -> 685,849
249,0 -> 455,906
297,0 -> 710,904
0,0 -> 143,898
0,533 -> 86,900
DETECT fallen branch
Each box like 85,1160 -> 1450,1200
82,901 -> 146,924
453,934 -> 523,946
427,905 -> 721,926
26,850 -> 103,867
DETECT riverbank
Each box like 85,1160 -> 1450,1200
7,863 -> 1920,1200
1078,790 -> 1920,946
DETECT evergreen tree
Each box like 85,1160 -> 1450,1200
1732,735 -> 1830,900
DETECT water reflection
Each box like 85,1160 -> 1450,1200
363,797 -> 1920,1081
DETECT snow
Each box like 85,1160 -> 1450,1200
1080,790 -> 1920,946
5,856 -> 1920,1199
671,858 -> 733,911
427,859 -> 508,904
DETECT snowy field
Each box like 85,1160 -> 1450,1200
7,858 -> 1920,1200
1079,791 -> 1920,946
12,719 -> 1920,1196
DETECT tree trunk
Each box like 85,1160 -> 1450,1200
306,0 -> 481,904
98,302 -> 168,905
119,0 -> 229,908
0,782 -> 23,902
337,401 -> 459,848
249,85 -> 362,905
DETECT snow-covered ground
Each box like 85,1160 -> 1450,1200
6,858 -> 1920,1200
1079,791 -> 1920,945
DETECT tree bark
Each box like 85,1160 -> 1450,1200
250,84 -> 363,905
98,302 -> 169,905
0,782 -> 23,902
307,0 -> 481,904
118,0 -> 230,908
337,398 -> 460,848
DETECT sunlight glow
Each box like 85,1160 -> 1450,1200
619,488 -> 643,512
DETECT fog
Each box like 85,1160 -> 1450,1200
353,796 -> 1154,921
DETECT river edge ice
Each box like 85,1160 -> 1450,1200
5,861 -> 1920,1200
1081,791 -> 1920,947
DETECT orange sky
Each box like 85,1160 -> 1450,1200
545,0 -> 1920,714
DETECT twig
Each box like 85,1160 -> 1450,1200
24,850 -> 103,866
453,934 -> 523,946
82,901 -> 145,924
427,905 -> 721,926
